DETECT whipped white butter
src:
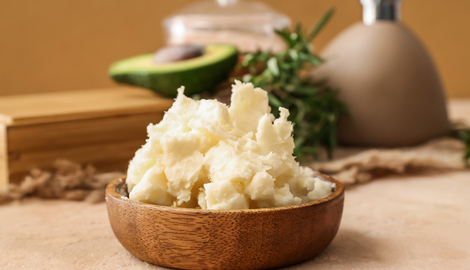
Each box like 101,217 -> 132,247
127,81 -> 334,210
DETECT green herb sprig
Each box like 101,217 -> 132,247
453,127 -> 470,167
239,8 -> 348,160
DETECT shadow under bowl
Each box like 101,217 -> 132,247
106,173 -> 344,270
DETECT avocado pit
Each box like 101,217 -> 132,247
153,45 -> 204,63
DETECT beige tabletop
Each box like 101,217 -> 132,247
1,171 -> 469,270
1,99 -> 470,270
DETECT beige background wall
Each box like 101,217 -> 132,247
1,0 -> 469,97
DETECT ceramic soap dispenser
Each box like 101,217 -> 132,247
315,0 -> 450,147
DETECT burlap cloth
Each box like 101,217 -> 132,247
0,136 -> 465,204
310,137 -> 466,184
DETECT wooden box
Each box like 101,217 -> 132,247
0,87 -> 173,189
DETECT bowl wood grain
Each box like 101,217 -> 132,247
106,173 -> 344,270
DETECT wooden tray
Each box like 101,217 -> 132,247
0,87 -> 173,190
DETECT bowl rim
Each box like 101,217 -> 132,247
106,173 -> 344,214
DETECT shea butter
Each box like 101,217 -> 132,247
127,81 -> 334,209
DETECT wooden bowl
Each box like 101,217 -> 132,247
106,174 -> 344,270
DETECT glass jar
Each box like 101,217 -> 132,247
163,0 -> 291,53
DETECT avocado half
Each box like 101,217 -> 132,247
109,44 -> 238,97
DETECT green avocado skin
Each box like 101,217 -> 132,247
111,51 -> 238,98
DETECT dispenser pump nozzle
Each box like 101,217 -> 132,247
361,0 -> 401,25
